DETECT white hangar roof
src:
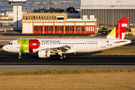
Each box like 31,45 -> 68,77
81,0 -> 135,9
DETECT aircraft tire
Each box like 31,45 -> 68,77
63,55 -> 66,58
60,56 -> 64,60
18,57 -> 21,59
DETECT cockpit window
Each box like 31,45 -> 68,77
8,43 -> 13,45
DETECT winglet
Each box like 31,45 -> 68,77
104,17 -> 129,39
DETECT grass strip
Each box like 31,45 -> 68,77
1,68 -> 135,76
92,46 -> 135,55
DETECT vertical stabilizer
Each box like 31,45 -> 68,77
104,17 -> 129,39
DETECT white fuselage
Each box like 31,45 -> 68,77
2,38 -> 131,54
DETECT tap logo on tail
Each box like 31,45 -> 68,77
105,17 -> 129,39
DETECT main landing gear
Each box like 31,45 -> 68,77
18,53 -> 21,59
60,54 -> 66,60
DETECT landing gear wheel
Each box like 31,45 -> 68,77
18,56 -> 21,59
60,56 -> 64,60
60,55 -> 66,60
63,55 -> 66,59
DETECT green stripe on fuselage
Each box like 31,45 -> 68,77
17,39 -> 29,53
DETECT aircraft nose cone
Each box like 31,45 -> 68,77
2,45 -> 7,51
2,46 -> 5,51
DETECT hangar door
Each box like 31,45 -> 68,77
86,25 -> 95,34
65,26 -> 74,34
33,25 -> 43,34
75,26 -> 84,34
44,26 -> 53,34
55,26 -> 64,34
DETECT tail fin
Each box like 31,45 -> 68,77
104,17 -> 129,39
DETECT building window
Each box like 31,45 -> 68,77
23,16 -> 25,20
28,16 -> 30,20
49,16 -> 51,20
31,16 -> 33,20
26,16 -> 27,20
33,16 -> 35,20
36,16 -> 38,20
54,16 -> 56,20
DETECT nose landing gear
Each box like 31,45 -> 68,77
18,53 -> 21,59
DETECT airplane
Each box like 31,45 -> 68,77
2,17 -> 131,59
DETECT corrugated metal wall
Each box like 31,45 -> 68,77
81,9 -> 135,26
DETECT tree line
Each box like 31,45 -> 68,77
33,7 -> 79,13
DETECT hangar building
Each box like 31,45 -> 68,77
81,0 -> 135,27
22,13 -> 97,34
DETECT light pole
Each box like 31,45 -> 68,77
111,5 -> 115,27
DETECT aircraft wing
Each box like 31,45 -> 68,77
49,45 -> 71,52
41,45 -> 76,54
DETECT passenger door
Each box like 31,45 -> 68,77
101,41 -> 106,48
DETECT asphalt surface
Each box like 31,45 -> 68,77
0,55 -> 135,65
0,55 -> 135,72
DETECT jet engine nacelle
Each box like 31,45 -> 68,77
38,50 -> 52,58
